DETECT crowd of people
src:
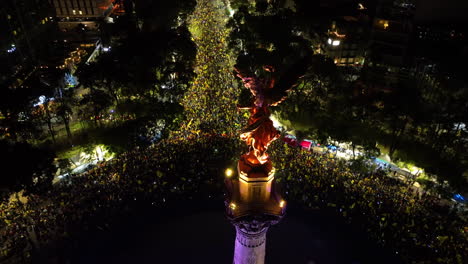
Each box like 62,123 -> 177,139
1,1 -> 466,263
269,141 -> 467,264
1,132 -> 465,263
0,134 -> 240,263
0,1 -> 244,262
181,0 -> 243,135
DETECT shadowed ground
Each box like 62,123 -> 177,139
66,200 -> 402,264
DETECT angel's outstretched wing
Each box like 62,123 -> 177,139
265,55 -> 312,106
234,67 -> 258,92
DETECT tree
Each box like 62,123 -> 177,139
0,87 -> 38,142
0,140 -> 55,196
54,88 -> 76,143
229,0 -> 251,11
32,69 -> 66,143
36,97 -> 57,143
134,0 -> 196,32
79,89 -> 113,127
0,68 -> 63,143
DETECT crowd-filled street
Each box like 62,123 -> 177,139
0,134 -> 239,263
0,1 -> 467,264
270,141 -> 467,264
181,0 -> 242,135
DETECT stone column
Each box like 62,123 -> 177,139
232,216 -> 277,264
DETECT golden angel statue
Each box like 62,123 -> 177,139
235,55 -> 312,170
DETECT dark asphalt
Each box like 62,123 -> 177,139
61,200 -> 403,264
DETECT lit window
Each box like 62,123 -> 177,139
332,40 -> 340,46
79,10 -> 83,15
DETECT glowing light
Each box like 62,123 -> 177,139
95,146 -> 103,161
378,20 -> 390,30
229,203 -> 237,210
279,200 -> 286,208
103,47 -> 110,52
33,95 -> 55,106
7,44 -> 16,53
327,38 -> 332,45
332,40 -> 340,46
331,31 -> 346,38
225,168 -> 234,178
65,73 -> 78,87
269,113 -> 282,129
453,194 -> 466,202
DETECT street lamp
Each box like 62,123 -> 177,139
225,168 -> 234,178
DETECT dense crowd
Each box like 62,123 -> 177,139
181,0 -> 243,135
2,134 -> 465,263
0,1 -> 243,262
0,134 -> 240,263
269,141 -> 467,264
1,1 -> 466,263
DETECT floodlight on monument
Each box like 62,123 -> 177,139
225,168 -> 234,178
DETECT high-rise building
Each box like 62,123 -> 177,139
49,0 -> 114,19
351,0 -> 416,94
322,16 -> 369,68
0,0 -> 55,88
367,0 -> 415,67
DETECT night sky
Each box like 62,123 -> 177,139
415,0 -> 468,22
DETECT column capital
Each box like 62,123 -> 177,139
232,214 -> 280,247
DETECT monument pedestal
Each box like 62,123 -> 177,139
225,159 -> 285,264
